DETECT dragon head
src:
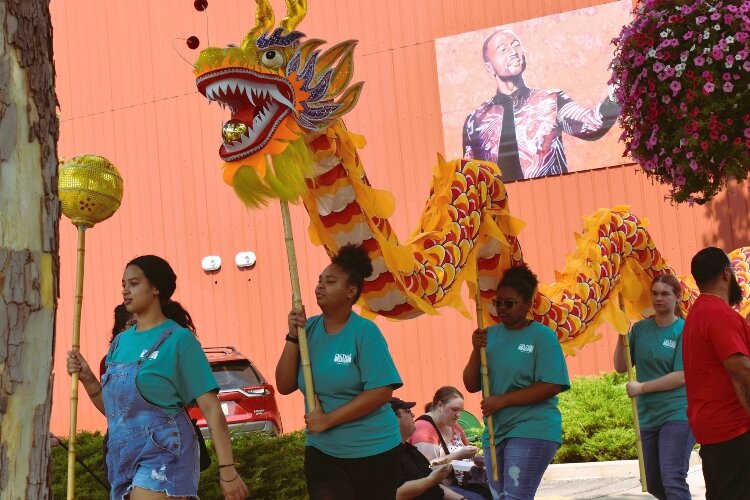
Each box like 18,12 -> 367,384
193,0 -> 363,206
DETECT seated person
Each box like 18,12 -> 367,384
410,386 -> 478,463
392,397 -> 467,500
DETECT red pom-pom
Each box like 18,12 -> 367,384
187,36 -> 200,50
194,0 -> 208,11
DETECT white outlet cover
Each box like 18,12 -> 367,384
235,251 -> 257,268
201,255 -> 222,271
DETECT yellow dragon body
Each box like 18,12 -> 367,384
193,0 -> 750,353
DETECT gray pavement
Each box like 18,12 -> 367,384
536,453 -> 705,499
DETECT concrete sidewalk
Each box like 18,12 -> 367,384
536,452 -> 704,499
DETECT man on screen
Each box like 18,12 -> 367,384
462,29 -> 619,182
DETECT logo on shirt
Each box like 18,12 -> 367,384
139,349 -> 160,360
333,353 -> 352,365
518,344 -> 534,354
662,339 -> 677,349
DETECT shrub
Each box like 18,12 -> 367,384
52,373 -> 641,497
461,372 -> 637,463
51,431 -> 308,500
555,372 -> 636,463
50,431 -> 109,500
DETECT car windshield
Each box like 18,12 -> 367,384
211,361 -> 263,390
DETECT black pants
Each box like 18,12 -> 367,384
304,444 -> 403,500
700,429 -> 750,500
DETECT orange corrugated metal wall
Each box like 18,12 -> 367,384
49,0 -> 750,436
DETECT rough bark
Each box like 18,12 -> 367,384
0,0 -> 59,498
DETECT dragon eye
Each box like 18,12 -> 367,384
261,49 -> 285,69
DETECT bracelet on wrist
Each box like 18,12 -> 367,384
220,473 -> 239,482
285,334 -> 299,344
218,463 -> 234,468
87,385 -> 103,398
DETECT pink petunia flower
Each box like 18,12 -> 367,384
723,81 -> 734,92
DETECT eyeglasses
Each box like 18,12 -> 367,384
492,299 -> 519,309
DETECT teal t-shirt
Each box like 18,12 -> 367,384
298,312 -> 403,459
629,317 -> 687,428
106,319 -> 218,414
481,321 -> 570,448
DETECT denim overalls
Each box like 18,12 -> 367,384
102,327 -> 199,499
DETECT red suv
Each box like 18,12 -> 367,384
187,346 -> 283,437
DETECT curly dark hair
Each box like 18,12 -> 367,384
497,264 -> 539,302
330,244 -> 373,302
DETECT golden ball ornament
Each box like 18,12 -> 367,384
222,119 -> 248,144
59,154 -> 124,228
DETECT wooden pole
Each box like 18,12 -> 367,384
474,273 -> 499,482
67,226 -> 86,500
619,294 -> 647,492
279,199 -> 316,410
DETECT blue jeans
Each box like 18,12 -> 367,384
487,438 -> 559,500
641,420 -> 695,500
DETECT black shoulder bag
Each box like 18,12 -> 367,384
415,414 -> 456,483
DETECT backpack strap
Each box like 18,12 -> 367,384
415,414 -> 451,455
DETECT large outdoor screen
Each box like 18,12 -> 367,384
436,1 -> 632,182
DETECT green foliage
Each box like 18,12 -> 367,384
51,374 -> 641,497
555,372 -> 636,463
459,373 -> 637,463
200,431 -> 308,500
51,431 -> 309,500
464,427 -> 484,449
50,431 -> 109,500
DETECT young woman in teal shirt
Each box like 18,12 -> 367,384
277,244 -> 404,499
463,265 -> 570,500
67,255 -> 248,500
613,274 -> 694,500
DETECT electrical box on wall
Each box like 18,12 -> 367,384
235,251 -> 257,268
201,256 -> 222,272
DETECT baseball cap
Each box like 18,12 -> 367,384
389,397 -> 416,413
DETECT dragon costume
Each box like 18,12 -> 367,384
193,0 -> 750,354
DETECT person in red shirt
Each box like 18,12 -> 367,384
682,247 -> 750,500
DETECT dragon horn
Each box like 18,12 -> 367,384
242,0 -> 275,49
279,0 -> 307,33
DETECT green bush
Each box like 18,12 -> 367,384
459,372 -> 637,463
51,431 -> 308,500
51,373 -> 640,497
50,431 -> 109,500
464,427 -> 483,449
555,371 -> 636,463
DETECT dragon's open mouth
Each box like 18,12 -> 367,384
197,69 -> 296,162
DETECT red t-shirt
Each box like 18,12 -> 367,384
683,294 -> 750,444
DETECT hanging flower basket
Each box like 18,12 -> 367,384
610,0 -> 750,204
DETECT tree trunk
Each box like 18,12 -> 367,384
0,0 -> 59,498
